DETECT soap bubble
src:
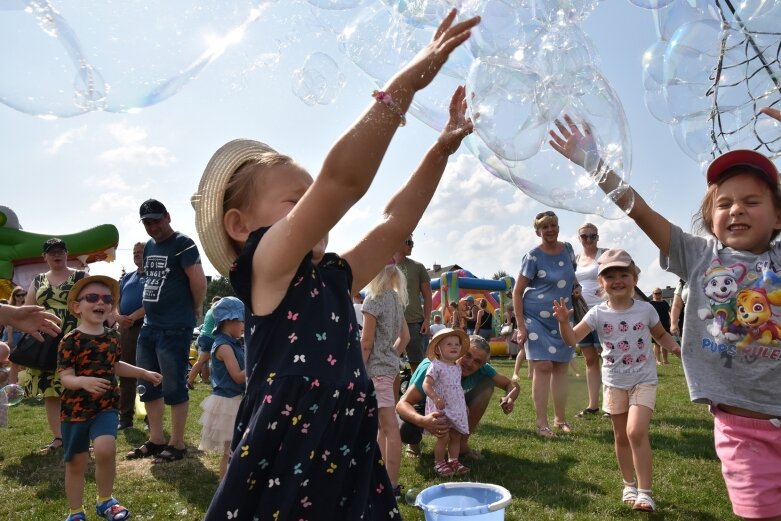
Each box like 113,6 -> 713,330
404,487 -> 422,506
626,0 -> 675,10
467,57 -> 547,161
1,384 -> 26,406
0,1 -> 264,117
306,0 -> 365,9
291,52 -> 345,106
137,384 -> 147,396
531,0 -> 600,27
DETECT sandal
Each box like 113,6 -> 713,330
404,445 -> 421,458
576,407 -> 600,418
434,460 -> 455,477
65,512 -> 87,521
126,440 -> 166,460
633,490 -> 656,512
554,421 -> 573,433
96,497 -> 130,520
39,437 -> 63,455
622,481 -> 638,506
535,426 -> 556,439
449,459 -> 470,475
152,445 -> 187,464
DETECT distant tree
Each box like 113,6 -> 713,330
492,270 -> 509,280
203,276 -> 236,317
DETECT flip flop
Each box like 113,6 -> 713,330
39,437 -> 63,455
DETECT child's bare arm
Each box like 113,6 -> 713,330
60,367 -> 111,394
394,320 -> 410,356
215,344 -> 246,385
423,375 -> 446,410
548,115 -> 673,257
253,12 -> 479,309
552,297 -> 589,347
345,85 -> 474,289
116,362 -> 163,385
650,322 -> 681,357
360,313 -> 377,364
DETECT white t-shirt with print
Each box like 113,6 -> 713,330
583,300 -> 660,389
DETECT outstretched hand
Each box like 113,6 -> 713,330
0,305 -> 62,340
399,9 -> 480,92
760,107 -> 781,122
552,297 -> 572,324
437,85 -> 474,155
548,114 -> 598,169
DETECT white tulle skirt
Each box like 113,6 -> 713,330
199,394 -> 242,452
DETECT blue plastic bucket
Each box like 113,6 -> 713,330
415,482 -> 512,520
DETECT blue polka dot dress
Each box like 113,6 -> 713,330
520,245 -> 577,363
204,228 -> 399,520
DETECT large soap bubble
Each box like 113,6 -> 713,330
467,57 -> 547,161
291,52 -> 345,105
0,384 -> 26,406
0,0 -> 264,117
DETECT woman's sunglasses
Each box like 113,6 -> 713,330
77,293 -> 114,304
580,233 -> 598,240
14,292 -> 26,298
404,239 -> 414,247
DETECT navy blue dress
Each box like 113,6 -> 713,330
204,227 -> 399,520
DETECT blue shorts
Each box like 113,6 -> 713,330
62,410 -> 118,462
577,330 -> 600,349
136,325 -> 191,405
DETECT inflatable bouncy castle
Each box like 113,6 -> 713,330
432,269 -> 514,357
0,206 -> 119,298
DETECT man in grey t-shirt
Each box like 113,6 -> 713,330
393,234 -> 431,373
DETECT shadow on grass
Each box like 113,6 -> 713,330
1,451 -> 65,501
119,427 -> 220,512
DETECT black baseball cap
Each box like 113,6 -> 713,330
139,199 -> 167,220
43,238 -> 67,253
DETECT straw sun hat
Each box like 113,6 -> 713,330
426,328 -> 470,361
191,139 -> 276,277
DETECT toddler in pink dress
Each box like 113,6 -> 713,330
423,328 -> 470,477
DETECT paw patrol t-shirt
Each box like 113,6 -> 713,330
583,301 -> 660,389
664,225 -> 781,417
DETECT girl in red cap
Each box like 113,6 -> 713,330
551,108 -> 781,520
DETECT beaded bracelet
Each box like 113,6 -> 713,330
372,90 -> 406,127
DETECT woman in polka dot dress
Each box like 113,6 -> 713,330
511,211 -> 578,438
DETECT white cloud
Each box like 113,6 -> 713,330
98,122 -> 174,166
46,127 -> 86,154
88,192 -> 139,213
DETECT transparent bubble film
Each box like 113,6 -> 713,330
1,0 -> 780,216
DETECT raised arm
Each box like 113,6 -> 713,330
548,115 -> 673,257
345,84 -> 475,290
255,12 -> 479,300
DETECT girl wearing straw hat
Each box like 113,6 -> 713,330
423,328 -> 470,477
191,11 -> 479,520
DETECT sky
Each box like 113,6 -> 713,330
1,0 -> 762,297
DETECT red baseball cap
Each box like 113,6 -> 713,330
706,149 -> 779,186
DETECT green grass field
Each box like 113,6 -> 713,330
0,357 -> 734,520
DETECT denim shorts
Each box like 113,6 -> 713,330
62,410 -> 118,462
577,330 -> 600,348
136,325 -> 191,405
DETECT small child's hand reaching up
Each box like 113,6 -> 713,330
552,297 -> 572,324
548,114 -> 598,169
437,85 -> 474,155
397,10 -> 480,92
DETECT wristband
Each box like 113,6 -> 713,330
372,90 -> 406,127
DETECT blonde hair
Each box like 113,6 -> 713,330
366,265 -> 409,307
533,211 -> 558,231
578,222 -> 598,234
10,286 -> 25,304
221,151 -> 300,255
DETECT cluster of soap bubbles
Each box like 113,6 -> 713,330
640,0 -> 781,165
2,1 -> 780,217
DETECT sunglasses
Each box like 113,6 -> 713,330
653,292 -> 662,296
580,233 -> 598,240
535,211 -> 556,220
404,239 -> 414,247
77,293 -> 114,304
14,292 -> 26,298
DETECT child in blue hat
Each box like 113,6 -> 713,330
198,296 -> 246,479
